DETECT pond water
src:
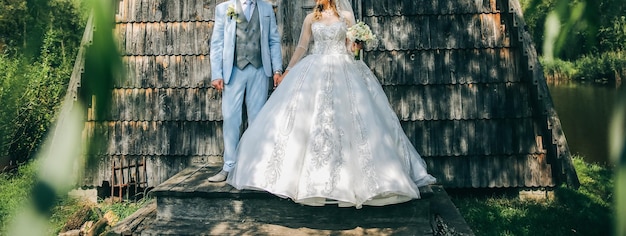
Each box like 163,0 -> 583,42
548,81 -> 620,166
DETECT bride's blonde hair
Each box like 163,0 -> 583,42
313,0 -> 339,21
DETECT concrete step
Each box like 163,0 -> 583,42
106,165 -> 473,235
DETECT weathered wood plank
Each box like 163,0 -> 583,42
365,14 -> 509,51
370,49 -> 520,85
460,84 -> 477,120
156,197 -> 430,224
455,121 -> 470,156
85,121 -> 223,156
118,55 -> 211,88
400,119 -> 541,157
425,154 -> 553,188
151,167 -> 200,192
384,84 -> 534,120
364,0 -> 498,16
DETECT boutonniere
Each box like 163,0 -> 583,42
226,4 -> 238,20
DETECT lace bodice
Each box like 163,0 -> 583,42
309,22 -> 349,55
285,13 -> 355,69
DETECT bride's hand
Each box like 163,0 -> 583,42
281,70 -> 289,79
352,42 -> 363,52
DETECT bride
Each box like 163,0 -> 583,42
226,0 -> 436,208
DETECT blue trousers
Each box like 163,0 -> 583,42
221,65 -> 269,172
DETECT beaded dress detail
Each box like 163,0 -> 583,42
227,18 -> 435,208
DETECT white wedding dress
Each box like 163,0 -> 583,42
226,18 -> 436,208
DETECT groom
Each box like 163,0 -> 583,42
208,0 -> 283,182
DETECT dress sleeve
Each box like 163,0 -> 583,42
343,11 -> 356,54
286,14 -> 314,70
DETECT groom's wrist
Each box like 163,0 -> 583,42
274,69 -> 283,75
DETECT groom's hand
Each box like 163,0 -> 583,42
273,73 -> 283,89
211,79 -> 224,92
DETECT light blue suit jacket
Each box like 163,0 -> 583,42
210,0 -> 283,84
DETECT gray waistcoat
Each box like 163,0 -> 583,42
235,2 -> 262,69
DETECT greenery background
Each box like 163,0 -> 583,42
0,0 -> 623,235
0,0 -> 86,170
521,0 -> 626,82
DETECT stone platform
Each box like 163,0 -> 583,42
107,165 -> 473,235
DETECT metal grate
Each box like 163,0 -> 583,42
110,156 -> 148,201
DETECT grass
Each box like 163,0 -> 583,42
0,160 -> 38,232
48,197 -> 96,234
450,156 -> 614,236
0,159 -> 151,235
48,196 -> 151,234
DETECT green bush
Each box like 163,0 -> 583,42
0,0 -> 86,57
0,160 -> 38,233
574,51 -> 626,81
0,29 -> 75,166
598,15 -> 626,52
521,0 -> 626,59
0,0 -> 86,167
540,57 -> 577,80
540,50 -> 626,82
0,55 -> 27,164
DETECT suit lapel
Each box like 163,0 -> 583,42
257,1 -> 265,34
226,0 -> 238,40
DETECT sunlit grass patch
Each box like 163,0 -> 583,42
451,156 -> 614,236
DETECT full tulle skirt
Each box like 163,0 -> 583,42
226,53 -> 436,208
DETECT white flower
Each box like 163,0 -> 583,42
347,21 -> 378,46
226,4 -> 237,19
347,21 -> 378,60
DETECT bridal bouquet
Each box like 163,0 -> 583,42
346,21 -> 378,60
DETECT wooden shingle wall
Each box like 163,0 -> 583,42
82,0 -> 224,187
80,0 -> 578,189
361,0 -> 577,188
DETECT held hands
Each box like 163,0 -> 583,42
213,74 -> 284,91
273,72 -> 283,89
211,79 -> 224,92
